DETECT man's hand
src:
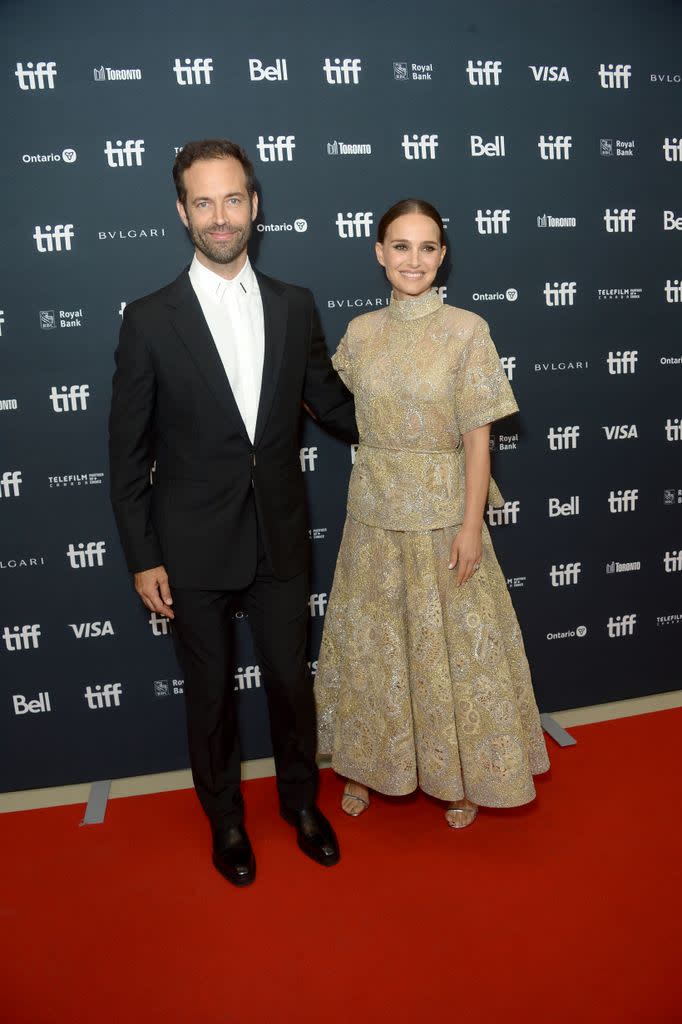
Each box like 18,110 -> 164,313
134,565 -> 174,619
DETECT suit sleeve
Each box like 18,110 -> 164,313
302,299 -> 358,442
108,309 -> 163,573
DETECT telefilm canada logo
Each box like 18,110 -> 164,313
393,61 -> 434,81
48,472 -> 104,488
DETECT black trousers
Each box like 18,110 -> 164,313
170,519 -> 317,830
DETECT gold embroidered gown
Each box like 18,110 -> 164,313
314,289 -> 550,806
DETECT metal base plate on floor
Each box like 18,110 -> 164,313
540,714 -> 577,747
80,780 -> 111,825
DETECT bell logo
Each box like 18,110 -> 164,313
607,351 -> 638,374
470,135 -> 505,157
309,593 -> 328,617
249,58 -> 288,82
475,209 -> 510,235
104,139 -> 145,167
466,59 -> 502,86
544,281 -> 576,306
336,212 -> 374,238
606,614 -> 636,637
69,621 -> 114,638
401,134 -> 439,159
608,489 -> 639,512
234,665 -> 262,690
486,500 -> 519,526
66,541 -> 106,568
173,58 -> 213,85
665,418 -> 682,441
33,224 -> 74,253
665,280 -> 682,303
598,63 -> 631,89
663,138 -> 682,162
84,683 -> 122,709
538,135 -> 572,160
500,356 -> 516,380
664,211 -> 682,231
299,447 -> 318,472
323,58 -> 362,85
664,550 -> 682,572
149,612 -> 171,635
547,425 -> 580,450
550,563 -> 582,586
13,692 -> 51,715
603,209 -> 636,232
15,61 -> 57,90
2,624 -> 41,651
0,470 -> 22,497
256,135 -> 295,162
49,384 -> 89,411
548,496 -> 580,517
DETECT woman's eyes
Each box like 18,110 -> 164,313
392,243 -> 437,252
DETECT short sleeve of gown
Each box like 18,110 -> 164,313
331,331 -> 353,392
456,318 -> 519,434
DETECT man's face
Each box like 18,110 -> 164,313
176,157 -> 258,271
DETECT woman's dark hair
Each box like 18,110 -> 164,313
376,198 -> 445,245
173,139 -> 256,206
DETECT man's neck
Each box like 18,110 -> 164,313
194,247 -> 248,281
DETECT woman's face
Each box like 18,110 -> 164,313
375,213 -> 446,301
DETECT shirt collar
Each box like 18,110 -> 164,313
189,254 -> 258,302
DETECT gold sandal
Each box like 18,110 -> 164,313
342,782 -> 370,817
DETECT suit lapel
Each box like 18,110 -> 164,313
166,269 -> 250,442
254,272 -> 288,446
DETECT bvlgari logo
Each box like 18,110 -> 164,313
97,226 -> 167,240
326,295 -> 390,309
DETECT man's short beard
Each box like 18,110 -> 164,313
186,213 -> 253,265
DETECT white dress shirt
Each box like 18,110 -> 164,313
188,255 -> 265,444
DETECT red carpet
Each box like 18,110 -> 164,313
2,709 -> 681,1024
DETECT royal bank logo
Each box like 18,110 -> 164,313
664,550 -> 682,572
529,65 -> 570,82
608,489 -> 639,512
249,58 -> 287,82
173,58 -> 213,85
401,133 -> 439,159
606,614 -> 636,637
299,447 -> 318,472
0,471 -> 22,498
486,500 -> 519,526
544,281 -> 576,306
665,418 -> 682,441
475,209 -> 510,235
538,135 -> 572,160
66,541 -> 106,568
548,496 -> 580,517
22,148 -> 77,165
336,212 -> 373,238
49,385 -> 89,412
309,593 -> 328,617
2,624 -> 41,650
600,138 -> 635,157
604,209 -> 636,232
598,63 -> 631,89
393,61 -> 434,81
491,432 -> 519,452
256,135 -> 295,162
547,425 -> 579,450
664,488 -> 682,505
550,562 -> 581,586
470,135 -> 505,157
466,59 -> 502,86
607,350 -> 638,374
84,684 -> 122,709
472,289 -> 518,302
662,138 -> 682,162
15,61 -> 57,90
149,612 -> 171,636
665,279 -> 682,303
104,139 -> 144,167
327,140 -> 372,156
234,665 -> 262,690
153,678 -> 183,696
33,224 -> 74,253
323,58 -> 361,85
537,214 -> 576,228
40,308 -> 83,329
602,425 -> 638,440
94,65 -> 142,82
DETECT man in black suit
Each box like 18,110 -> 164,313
109,139 -> 356,886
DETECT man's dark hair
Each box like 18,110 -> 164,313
173,139 -> 256,206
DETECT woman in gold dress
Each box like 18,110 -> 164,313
314,199 -> 549,828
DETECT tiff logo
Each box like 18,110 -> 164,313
548,425 -> 580,450
665,280 -> 682,303
249,58 -> 288,82
662,137 -> 682,162
0,470 -> 22,497
309,593 -> 328,617
173,58 -> 213,85
475,209 -> 510,235
66,541 -> 106,568
604,208 -> 636,232
300,447 -> 318,471
607,350 -> 638,374
487,500 -> 519,526
84,683 -> 122,709
550,562 -> 581,586
664,550 -> 682,572
33,224 -> 74,253
2,624 -> 41,651
15,61 -> 57,90
402,133 -> 439,159
470,135 -> 505,157
665,417 -> 682,441
336,211 -> 374,238
598,63 -> 631,89
104,139 -> 144,167
608,489 -> 639,512
49,384 -> 89,411
544,281 -> 576,306
234,665 -> 262,690
149,612 -> 171,635
538,134 -> 572,160
466,59 -> 502,86
606,614 -> 636,638
256,135 -> 295,162
500,356 -> 516,380
323,58 -> 362,85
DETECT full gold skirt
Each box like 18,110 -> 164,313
314,518 -> 550,806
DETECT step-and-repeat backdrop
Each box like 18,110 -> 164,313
2,0 -> 680,791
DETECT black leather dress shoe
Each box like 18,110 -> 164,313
280,805 -> 340,867
212,824 -> 256,887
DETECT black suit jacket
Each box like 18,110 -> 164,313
108,267 -> 356,589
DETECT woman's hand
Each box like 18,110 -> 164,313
448,525 -> 482,586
